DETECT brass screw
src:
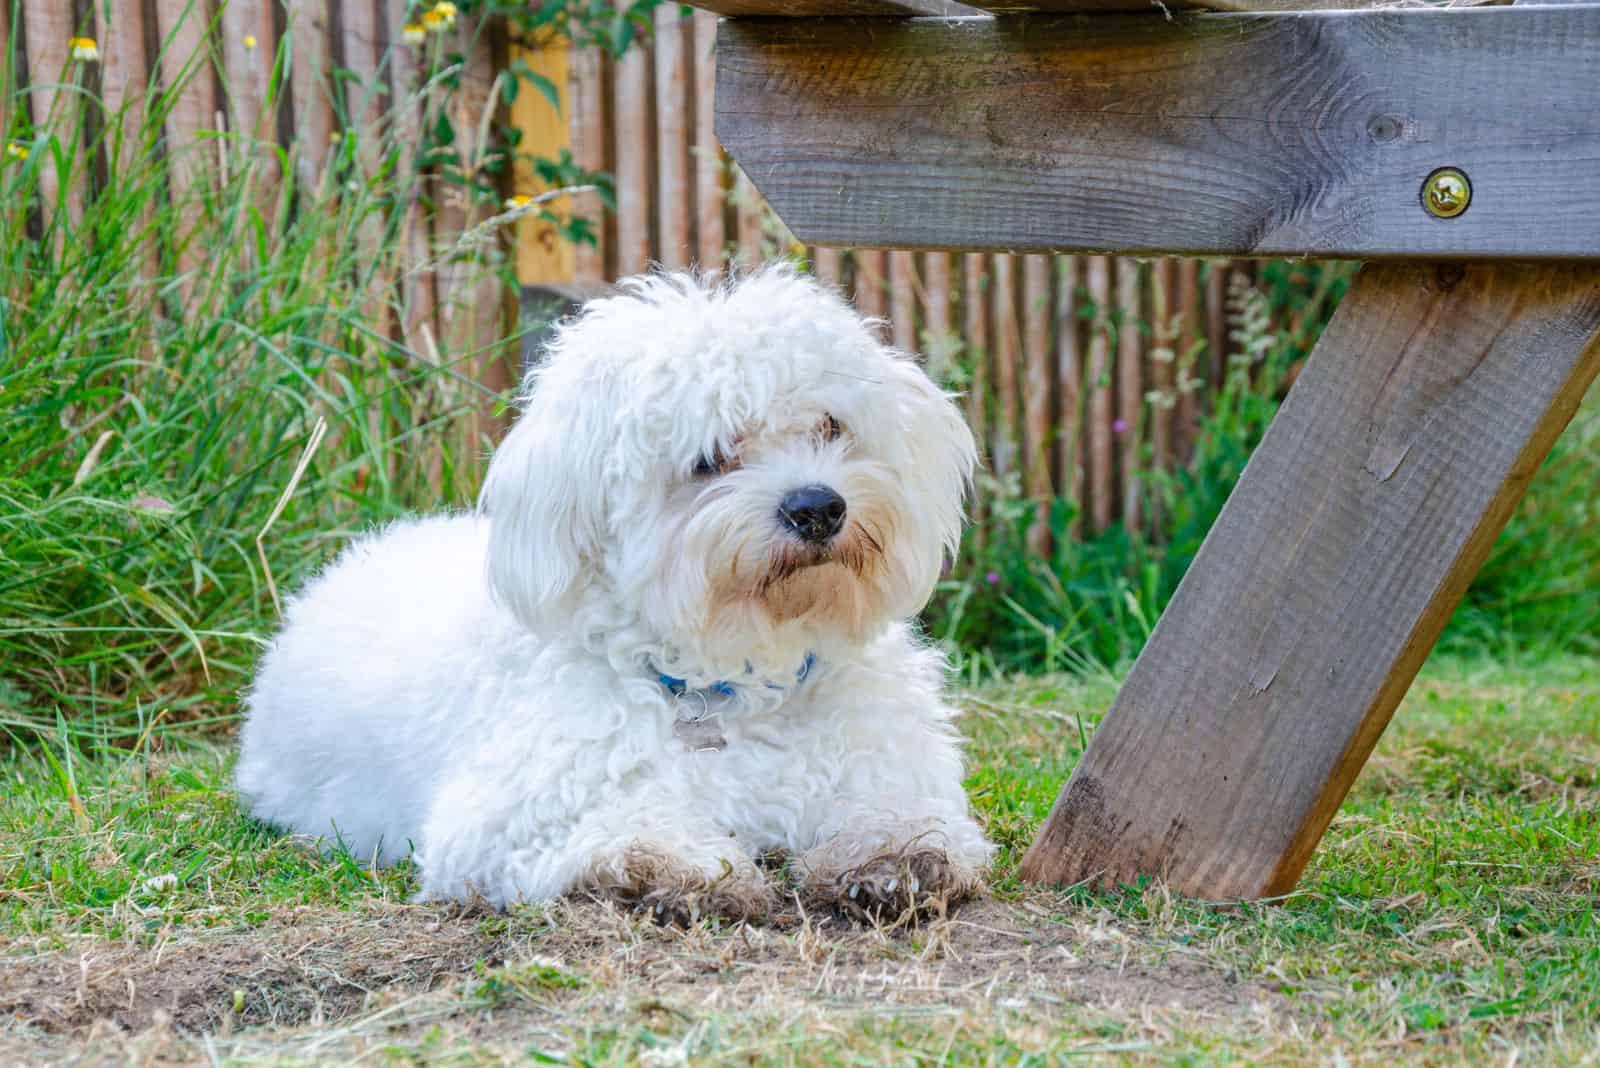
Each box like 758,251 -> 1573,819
1423,168 -> 1471,219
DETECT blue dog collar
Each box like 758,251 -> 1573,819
657,652 -> 817,700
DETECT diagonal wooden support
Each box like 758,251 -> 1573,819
1019,263 -> 1600,900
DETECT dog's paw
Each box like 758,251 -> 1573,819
799,842 -> 983,925
583,844 -> 775,926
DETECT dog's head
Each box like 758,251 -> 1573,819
481,268 -> 976,678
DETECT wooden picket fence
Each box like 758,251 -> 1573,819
3,0 -> 1257,537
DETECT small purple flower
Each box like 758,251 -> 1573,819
1112,418 -> 1129,436
985,571 -> 1001,585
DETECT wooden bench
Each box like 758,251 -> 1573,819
688,0 -> 1600,900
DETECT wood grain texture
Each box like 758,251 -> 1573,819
655,7 -> 692,269
960,0 -> 1401,12
687,0 -> 980,16
715,8 -> 1600,260
1020,262 -> 1600,900
692,9 -> 724,273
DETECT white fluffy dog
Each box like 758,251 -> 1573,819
236,268 -> 993,921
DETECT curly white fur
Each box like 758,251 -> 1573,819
235,268 -> 994,910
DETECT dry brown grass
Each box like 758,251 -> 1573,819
1,891 -> 1295,1065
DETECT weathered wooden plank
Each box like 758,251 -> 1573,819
1020,262 -> 1600,900
688,0 -> 980,16
716,8 -> 1600,260
656,6 -> 692,269
692,9 -> 724,273
960,0 -> 1399,13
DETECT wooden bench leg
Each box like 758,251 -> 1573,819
1019,262 -> 1600,901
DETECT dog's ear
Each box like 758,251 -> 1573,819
478,372 -> 604,630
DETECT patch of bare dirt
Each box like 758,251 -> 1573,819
1,892 -> 1290,1062
0,902 -> 504,1037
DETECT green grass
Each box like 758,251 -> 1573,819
4,657 -> 1597,1064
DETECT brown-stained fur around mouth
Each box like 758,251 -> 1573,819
753,520 -> 886,627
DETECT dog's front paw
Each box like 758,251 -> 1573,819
582,843 -> 775,926
799,841 -> 983,924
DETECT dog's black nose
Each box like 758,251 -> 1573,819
778,484 -> 847,544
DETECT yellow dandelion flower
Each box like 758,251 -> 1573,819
69,36 -> 100,62
402,22 -> 426,46
426,2 -> 457,31
243,34 -> 258,50
5,142 -> 28,162
504,194 -> 533,211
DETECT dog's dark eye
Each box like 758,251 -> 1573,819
820,414 -> 845,442
693,445 -> 737,478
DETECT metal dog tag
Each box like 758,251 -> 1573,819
674,712 -> 727,753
